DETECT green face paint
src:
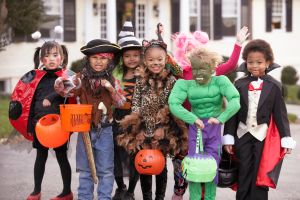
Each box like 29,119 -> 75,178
191,58 -> 213,84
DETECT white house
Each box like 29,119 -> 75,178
0,0 -> 299,94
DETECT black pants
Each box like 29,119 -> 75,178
140,166 -> 168,200
235,133 -> 268,200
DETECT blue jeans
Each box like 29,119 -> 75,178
76,126 -> 114,200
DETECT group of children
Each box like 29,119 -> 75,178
10,20 -> 296,200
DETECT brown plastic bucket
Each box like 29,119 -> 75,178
60,104 -> 92,132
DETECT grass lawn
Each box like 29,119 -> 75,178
0,95 -> 13,138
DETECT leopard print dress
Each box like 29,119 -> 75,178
117,68 -> 188,156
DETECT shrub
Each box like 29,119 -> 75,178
298,87 -> 300,100
282,84 -> 288,98
70,59 -> 83,73
222,56 -> 237,82
281,65 -> 299,85
288,113 -> 297,123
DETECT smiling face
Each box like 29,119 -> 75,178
123,49 -> 141,69
144,47 -> 167,74
246,51 -> 270,77
89,54 -> 111,72
41,47 -> 63,70
190,57 -> 214,85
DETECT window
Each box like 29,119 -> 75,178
189,0 -> 200,32
63,0 -> 76,41
272,0 -> 285,29
135,3 -> 146,38
266,0 -> 292,32
100,3 -> 107,39
222,0 -> 240,36
41,0 -> 63,40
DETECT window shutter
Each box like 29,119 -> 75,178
213,0 -> 222,40
201,0 -> 210,37
171,0 -> 180,34
286,0 -> 292,32
63,0 -> 76,42
266,0 -> 272,32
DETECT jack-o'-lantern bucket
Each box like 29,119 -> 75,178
35,114 -> 70,148
59,104 -> 92,132
135,149 -> 165,175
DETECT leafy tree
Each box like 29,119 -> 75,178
281,65 -> 299,85
6,0 -> 44,39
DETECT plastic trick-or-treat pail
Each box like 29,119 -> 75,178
35,114 -> 70,148
59,104 -> 92,132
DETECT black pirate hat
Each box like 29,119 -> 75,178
80,39 -> 120,55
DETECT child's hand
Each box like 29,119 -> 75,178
42,99 -> 51,107
284,148 -> 292,154
208,117 -> 220,125
194,119 -> 205,129
224,145 -> 234,155
101,79 -> 113,91
236,26 -> 250,46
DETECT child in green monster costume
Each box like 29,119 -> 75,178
168,47 -> 240,200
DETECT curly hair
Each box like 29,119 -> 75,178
242,39 -> 274,64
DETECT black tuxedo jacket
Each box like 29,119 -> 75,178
224,75 -> 291,139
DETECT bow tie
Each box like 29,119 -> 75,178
248,82 -> 263,91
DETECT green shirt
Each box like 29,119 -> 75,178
168,76 -> 240,124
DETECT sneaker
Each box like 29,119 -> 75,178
123,192 -> 135,200
112,185 -> 127,200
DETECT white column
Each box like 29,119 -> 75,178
158,0 -> 171,45
180,0 -> 190,32
84,0 -> 94,43
106,0 -> 117,42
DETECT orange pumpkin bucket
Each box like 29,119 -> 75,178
135,149 -> 166,175
59,104 -> 92,132
35,114 -> 70,148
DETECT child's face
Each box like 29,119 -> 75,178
246,51 -> 270,77
144,47 -> 167,74
89,54 -> 110,72
192,63 -> 214,85
123,49 -> 141,69
41,47 -> 63,70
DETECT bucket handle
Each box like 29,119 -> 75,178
195,128 -> 204,154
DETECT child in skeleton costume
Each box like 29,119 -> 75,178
55,39 -> 125,200
168,47 -> 240,200
171,26 -> 249,200
223,39 -> 296,200
117,38 -> 188,200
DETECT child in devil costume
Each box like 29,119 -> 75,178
9,40 -> 73,200
223,39 -> 296,200
169,47 -> 240,200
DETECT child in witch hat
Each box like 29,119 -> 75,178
112,21 -> 143,200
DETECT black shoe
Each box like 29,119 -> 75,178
123,192 -> 135,200
112,185 -> 127,200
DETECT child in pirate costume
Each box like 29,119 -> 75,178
117,36 -> 188,199
55,39 -> 125,200
223,39 -> 296,200
9,35 -> 73,199
112,21 -> 142,200
168,47 -> 240,200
